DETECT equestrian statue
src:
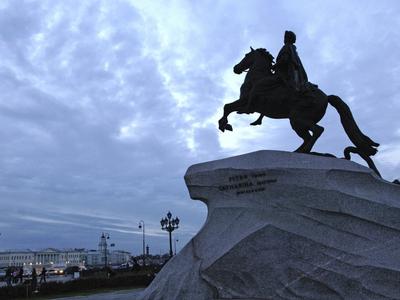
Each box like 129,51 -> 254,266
218,31 -> 380,176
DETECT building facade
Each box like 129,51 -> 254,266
0,247 -> 130,269
80,234 -> 131,267
0,234 -> 131,270
0,248 -> 87,269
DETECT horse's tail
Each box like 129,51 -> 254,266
328,95 -> 379,156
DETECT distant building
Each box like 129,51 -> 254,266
83,234 -> 131,267
0,249 -> 34,268
85,250 -> 101,267
110,250 -> 131,266
133,254 -> 170,266
0,237 -> 131,269
0,248 -> 86,269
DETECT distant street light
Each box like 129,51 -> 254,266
102,233 -> 110,268
174,239 -> 179,255
160,211 -> 179,257
138,220 -> 146,265
101,233 -> 114,268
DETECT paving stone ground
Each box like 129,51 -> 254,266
50,288 -> 144,300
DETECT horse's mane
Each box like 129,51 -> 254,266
256,48 -> 274,64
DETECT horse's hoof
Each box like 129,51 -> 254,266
219,118 -> 231,132
294,148 -> 306,153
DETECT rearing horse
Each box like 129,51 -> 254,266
218,47 -> 380,176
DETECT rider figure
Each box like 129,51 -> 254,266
247,31 -> 310,125
274,30 -> 308,92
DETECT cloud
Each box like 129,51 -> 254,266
0,0 -> 399,254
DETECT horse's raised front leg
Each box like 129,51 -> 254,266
218,99 -> 246,132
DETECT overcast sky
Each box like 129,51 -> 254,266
0,0 -> 399,255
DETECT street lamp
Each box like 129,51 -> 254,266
160,211 -> 180,257
101,233 -> 114,268
138,220 -> 146,266
174,239 -> 179,255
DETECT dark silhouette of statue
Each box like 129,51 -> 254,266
249,31 -> 314,125
275,30 -> 308,91
218,31 -> 381,176
233,47 -> 274,115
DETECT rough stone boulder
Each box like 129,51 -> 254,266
138,150 -> 400,300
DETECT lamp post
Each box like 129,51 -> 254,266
160,211 -> 179,257
102,233 -> 110,268
174,239 -> 179,255
101,233 -> 114,268
138,220 -> 146,266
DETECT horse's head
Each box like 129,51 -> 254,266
233,47 -> 274,74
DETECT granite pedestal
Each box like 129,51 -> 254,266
138,150 -> 400,300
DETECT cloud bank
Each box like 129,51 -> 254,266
0,0 -> 399,254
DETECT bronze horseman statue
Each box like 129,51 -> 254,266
218,31 -> 380,176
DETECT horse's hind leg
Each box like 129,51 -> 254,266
290,118 -> 324,153
250,114 -> 264,126
290,121 -> 312,152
